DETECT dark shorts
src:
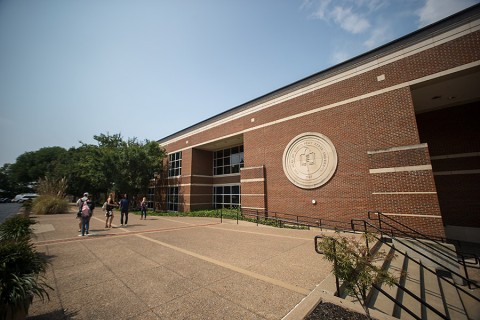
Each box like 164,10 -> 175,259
105,210 -> 113,217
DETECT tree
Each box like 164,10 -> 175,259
0,164 -> 16,198
316,233 -> 397,320
114,138 -> 165,200
70,133 -> 165,200
6,133 -> 166,203
9,147 -> 68,189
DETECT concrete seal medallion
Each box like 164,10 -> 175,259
283,132 -> 337,189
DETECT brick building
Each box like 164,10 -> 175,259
156,5 -> 480,242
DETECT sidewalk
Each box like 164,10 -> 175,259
28,211 -> 335,319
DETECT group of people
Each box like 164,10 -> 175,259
76,193 -> 148,236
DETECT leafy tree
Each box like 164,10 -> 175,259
5,133 -> 166,203
9,147 -> 67,187
316,233 -> 397,319
114,138 -> 165,200
0,164 -> 16,198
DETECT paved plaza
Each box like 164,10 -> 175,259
28,211 -> 338,319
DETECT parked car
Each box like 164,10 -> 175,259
14,194 -> 39,203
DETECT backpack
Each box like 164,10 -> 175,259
102,201 -> 107,211
81,201 -> 91,217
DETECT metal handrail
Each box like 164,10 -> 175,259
351,219 -> 480,297
367,211 -> 480,287
368,210 -> 479,263
239,208 -> 352,231
314,234 -> 449,319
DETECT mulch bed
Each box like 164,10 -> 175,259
305,302 -> 370,320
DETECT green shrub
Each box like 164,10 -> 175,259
32,195 -> 69,215
0,215 -> 36,242
0,216 -> 52,319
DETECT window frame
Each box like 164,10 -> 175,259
213,145 -> 244,176
167,186 -> 179,211
168,151 -> 182,177
213,184 -> 241,209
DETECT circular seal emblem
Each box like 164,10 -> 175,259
282,132 -> 338,189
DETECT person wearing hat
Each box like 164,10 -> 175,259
75,193 -> 87,232
77,192 -> 94,236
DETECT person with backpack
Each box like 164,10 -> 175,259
119,194 -> 129,227
75,194 -> 84,232
78,192 -> 94,236
140,197 -> 147,220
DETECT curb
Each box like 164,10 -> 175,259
282,274 -> 398,320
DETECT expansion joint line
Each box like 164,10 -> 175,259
133,233 -> 310,296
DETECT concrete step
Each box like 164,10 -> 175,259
457,285 -> 480,320
394,255 -> 421,320
436,273 -> 469,320
367,243 -> 401,317
421,265 -> 450,320
315,236 -> 478,319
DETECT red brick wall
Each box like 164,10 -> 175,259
159,29 -> 480,238
417,102 -> 480,228
240,166 -> 266,210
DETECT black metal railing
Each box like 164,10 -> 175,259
314,234 -> 448,320
315,227 -> 480,320
352,219 -> 480,291
217,207 -> 479,317
351,220 -> 480,299
366,211 -> 480,289
238,208 -> 353,231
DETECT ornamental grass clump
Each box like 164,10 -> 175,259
32,176 -> 69,214
0,215 -> 52,320
32,195 -> 69,215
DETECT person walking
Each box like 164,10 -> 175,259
119,194 -> 129,226
75,194 -> 84,232
105,193 -> 116,228
140,197 -> 147,220
78,193 -> 94,236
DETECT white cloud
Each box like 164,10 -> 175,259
331,6 -> 370,34
310,0 -> 332,20
353,0 -> 387,12
417,0 -> 479,27
364,26 -> 390,49
305,0 -> 373,34
331,49 -> 351,64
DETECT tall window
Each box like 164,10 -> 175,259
167,186 -> 179,211
168,151 -> 182,177
214,145 -> 244,175
147,187 -> 155,209
213,185 -> 240,209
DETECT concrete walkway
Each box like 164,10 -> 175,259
27,211 -> 336,319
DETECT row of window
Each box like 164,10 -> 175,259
164,185 -> 240,211
214,145 -> 244,175
168,145 -> 244,177
164,146 -> 243,211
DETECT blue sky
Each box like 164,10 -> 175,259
0,0 -> 478,166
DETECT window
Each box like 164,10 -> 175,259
213,185 -> 240,209
147,187 -> 155,209
167,186 -> 179,211
168,151 -> 182,177
214,145 -> 244,175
